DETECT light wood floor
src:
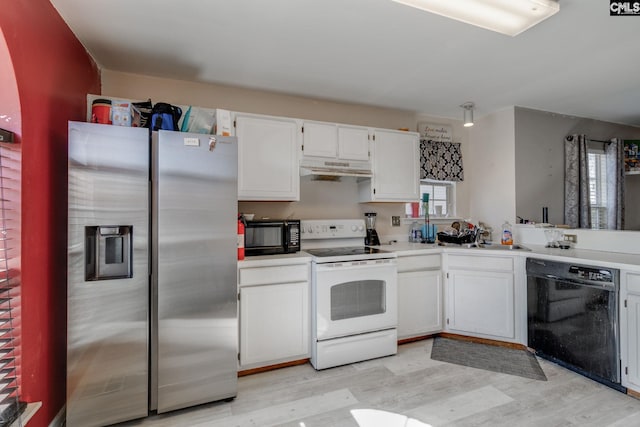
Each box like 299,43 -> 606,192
120,339 -> 640,427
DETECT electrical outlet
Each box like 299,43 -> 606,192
564,234 -> 577,243
391,216 -> 401,227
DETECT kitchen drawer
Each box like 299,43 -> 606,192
397,254 -> 440,273
447,254 -> 513,272
239,264 -> 309,286
626,272 -> 640,294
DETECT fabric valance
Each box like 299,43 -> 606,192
419,139 -> 464,181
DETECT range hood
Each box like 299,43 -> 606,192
300,157 -> 373,178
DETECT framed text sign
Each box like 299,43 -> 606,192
418,123 -> 453,142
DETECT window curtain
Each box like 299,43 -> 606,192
564,135 -> 625,229
606,138 -> 625,230
419,139 -> 464,181
564,134 -> 591,228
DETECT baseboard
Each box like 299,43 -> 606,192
237,334 -> 522,377
627,388 -> 640,400
238,358 -> 310,377
48,404 -> 65,427
398,334 -> 435,345
438,332 -> 526,350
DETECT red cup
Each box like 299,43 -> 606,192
411,202 -> 419,218
91,99 -> 112,124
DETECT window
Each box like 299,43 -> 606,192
405,179 -> 456,218
0,143 -> 24,425
588,148 -> 608,229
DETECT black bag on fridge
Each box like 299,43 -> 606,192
151,102 -> 182,131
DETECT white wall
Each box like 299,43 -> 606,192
467,107 -> 516,236
101,70 -> 470,240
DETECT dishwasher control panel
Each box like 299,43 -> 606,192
569,265 -> 614,283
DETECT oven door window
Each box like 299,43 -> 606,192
330,280 -> 386,321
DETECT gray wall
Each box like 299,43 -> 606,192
514,107 -> 640,229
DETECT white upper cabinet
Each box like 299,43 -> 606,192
302,121 -> 338,158
359,129 -> 420,202
234,113 -> 301,201
337,125 -> 370,161
302,121 -> 370,161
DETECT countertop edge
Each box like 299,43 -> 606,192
237,244 -> 640,272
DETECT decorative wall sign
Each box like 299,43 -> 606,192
418,123 -> 453,143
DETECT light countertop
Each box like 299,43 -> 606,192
238,251 -> 312,268
380,241 -> 640,271
238,243 -> 640,272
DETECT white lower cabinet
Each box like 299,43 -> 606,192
238,261 -> 310,370
445,254 -> 515,340
621,271 -> 640,393
397,254 -> 442,339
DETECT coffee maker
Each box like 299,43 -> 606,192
364,212 -> 380,246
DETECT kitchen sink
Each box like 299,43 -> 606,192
483,244 -> 529,251
470,242 -> 530,251
438,242 -> 531,251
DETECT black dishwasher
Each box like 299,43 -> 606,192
526,258 -> 624,392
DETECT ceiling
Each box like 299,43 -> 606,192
49,0 -> 640,126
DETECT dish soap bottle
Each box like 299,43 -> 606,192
501,220 -> 513,245
409,221 -> 422,243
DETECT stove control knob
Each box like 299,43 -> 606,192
307,227 -> 313,233
351,225 -> 357,232
358,225 -> 365,232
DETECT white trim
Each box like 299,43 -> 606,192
8,402 -> 42,427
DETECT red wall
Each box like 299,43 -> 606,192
0,0 -> 100,425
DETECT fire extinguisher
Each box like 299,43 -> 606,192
237,215 -> 245,260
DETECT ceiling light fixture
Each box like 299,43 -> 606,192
391,0 -> 560,36
461,102 -> 475,127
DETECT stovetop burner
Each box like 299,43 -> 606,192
305,246 -> 396,263
305,246 -> 386,257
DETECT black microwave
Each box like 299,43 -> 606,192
244,219 -> 300,256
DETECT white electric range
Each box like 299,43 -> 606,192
301,219 -> 398,370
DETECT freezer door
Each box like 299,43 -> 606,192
153,131 -> 238,413
67,122 -> 150,427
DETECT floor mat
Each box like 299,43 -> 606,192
430,337 -> 547,381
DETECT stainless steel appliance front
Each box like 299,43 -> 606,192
68,123 -> 238,426
151,130 -> 238,412
68,123 -> 150,426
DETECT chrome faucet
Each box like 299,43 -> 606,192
474,226 -> 486,245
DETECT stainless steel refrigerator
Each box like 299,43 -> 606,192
67,122 -> 238,426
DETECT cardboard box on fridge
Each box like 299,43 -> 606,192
111,100 -> 132,126
215,109 -> 232,136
